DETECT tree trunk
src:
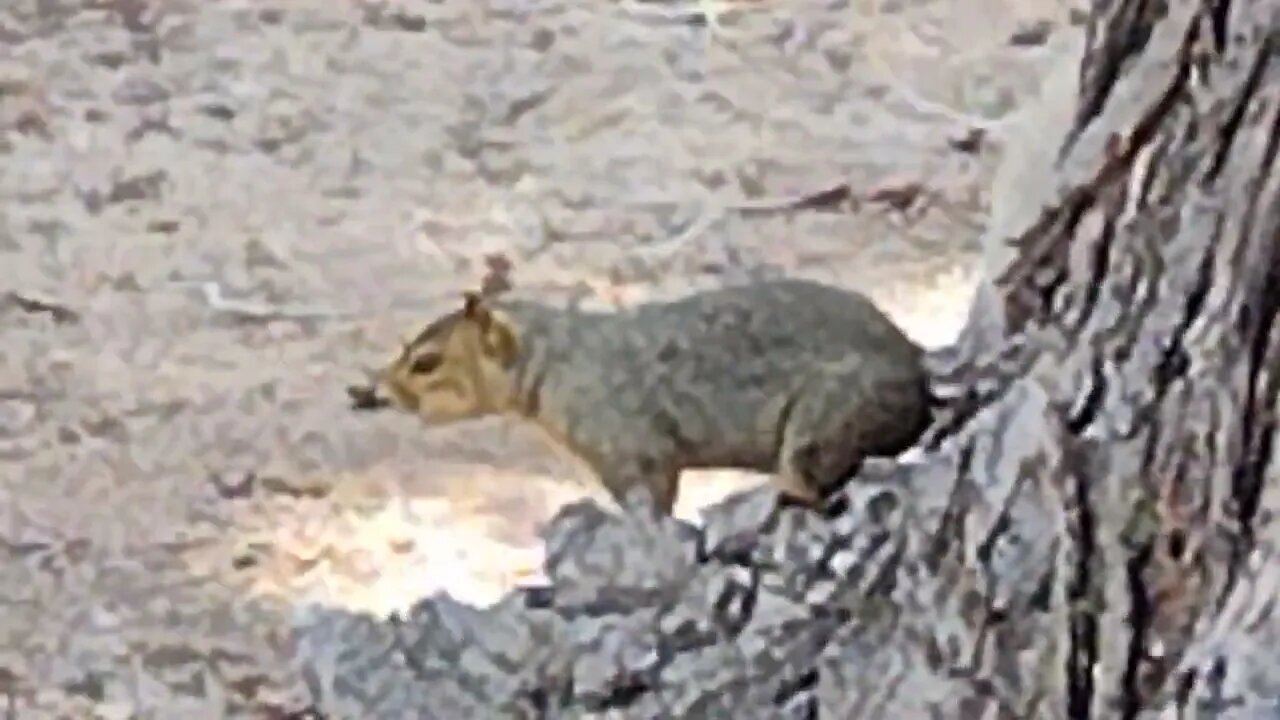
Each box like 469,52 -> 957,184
290,1 -> 1280,717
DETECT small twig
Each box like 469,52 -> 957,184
617,0 -> 762,44
631,200 -> 725,260
258,475 -> 331,500
524,179 -> 856,283
2,291 -> 80,324
174,281 -> 354,323
617,0 -> 707,25
729,181 -> 854,215
863,180 -> 928,213
630,180 -> 857,259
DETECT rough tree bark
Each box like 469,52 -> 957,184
290,0 -> 1280,717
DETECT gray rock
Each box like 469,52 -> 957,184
291,478 -> 920,717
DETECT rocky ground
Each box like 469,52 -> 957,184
1,0 -> 1080,715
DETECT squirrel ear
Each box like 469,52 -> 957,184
462,291 -> 482,315
462,291 -> 492,328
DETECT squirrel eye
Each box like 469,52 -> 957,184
408,353 -> 443,375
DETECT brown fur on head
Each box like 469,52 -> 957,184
364,291 -> 521,425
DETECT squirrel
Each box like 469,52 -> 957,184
348,278 -> 933,515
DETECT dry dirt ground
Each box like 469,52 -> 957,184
2,0 -> 1079,715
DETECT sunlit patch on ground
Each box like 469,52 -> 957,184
220,467 -> 571,612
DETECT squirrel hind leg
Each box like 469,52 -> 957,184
774,440 -> 864,510
775,389 -> 870,511
771,460 -> 825,508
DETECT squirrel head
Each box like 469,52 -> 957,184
354,291 -> 521,424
